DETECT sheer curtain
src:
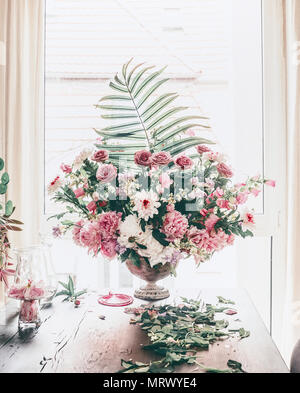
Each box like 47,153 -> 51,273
282,0 -> 300,363
0,0 -> 44,302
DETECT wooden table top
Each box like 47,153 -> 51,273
0,288 -> 289,373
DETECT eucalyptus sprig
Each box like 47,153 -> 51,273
55,275 -> 87,302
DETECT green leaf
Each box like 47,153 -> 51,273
217,296 -> 235,305
58,281 -> 69,290
1,172 -> 9,185
239,328 -> 250,339
0,183 -> 7,194
68,275 -> 74,296
5,200 -> 13,217
55,290 -> 70,298
0,158 -> 4,171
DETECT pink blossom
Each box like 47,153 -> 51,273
60,163 -> 72,173
196,145 -> 211,154
162,210 -> 188,242
91,149 -> 109,163
216,199 -> 230,210
186,129 -> 196,137
80,222 -> 101,255
159,173 -> 173,190
200,208 -> 208,217
242,211 -> 255,228
204,214 -> 219,232
236,192 -> 248,205
227,234 -> 235,245
101,239 -> 117,259
151,152 -> 172,166
87,201 -> 97,214
217,162 -> 233,178
251,188 -> 261,197
265,180 -> 276,187
92,192 -> 100,201
214,187 -> 224,198
72,220 -> 85,246
74,188 -> 85,198
97,211 -> 122,239
134,150 -> 152,166
96,164 -> 117,183
174,155 -> 194,170
167,204 -> 175,213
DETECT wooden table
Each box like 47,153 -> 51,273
0,288 -> 288,373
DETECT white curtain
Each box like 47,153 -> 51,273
283,0 -> 300,363
0,0 -> 44,303
0,0 -> 44,247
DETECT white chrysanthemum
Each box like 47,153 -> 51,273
132,190 -> 160,221
73,149 -> 92,170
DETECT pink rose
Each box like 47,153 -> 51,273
265,180 -> 276,187
196,145 -> 211,154
74,188 -> 85,198
91,149 -> 109,162
151,152 -> 172,166
205,214 -> 219,232
101,239 -> 117,259
98,211 -> 122,239
162,210 -> 188,242
87,201 -> 97,214
174,155 -> 194,170
216,162 -> 233,178
72,220 -> 85,246
60,163 -> 72,173
134,150 -> 152,166
96,164 -> 117,183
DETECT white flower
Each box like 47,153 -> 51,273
132,190 -> 160,221
118,215 -> 145,249
47,176 -> 63,195
241,208 -> 255,230
73,149 -> 92,170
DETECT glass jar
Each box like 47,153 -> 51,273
8,246 -> 53,331
39,235 -> 58,306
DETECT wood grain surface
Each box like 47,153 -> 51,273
0,288 -> 289,373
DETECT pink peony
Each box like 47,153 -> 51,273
204,214 -> 219,232
134,150 -> 152,166
216,162 -> 233,178
80,222 -> 101,255
162,210 -> 188,241
72,220 -> 85,246
87,201 -> 97,214
265,180 -> 276,187
96,164 -> 117,183
101,239 -> 117,259
91,149 -> 109,162
174,155 -> 194,170
151,152 -> 172,166
97,211 -> 122,239
197,145 -> 211,154
60,163 -> 72,173
74,188 -> 85,198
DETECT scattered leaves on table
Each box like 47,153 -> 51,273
120,297 -> 249,373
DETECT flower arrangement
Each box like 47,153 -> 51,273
0,157 -> 23,287
49,60 -> 275,272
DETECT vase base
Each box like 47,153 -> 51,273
134,285 -> 170,301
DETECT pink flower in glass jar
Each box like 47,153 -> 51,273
216,162 -> 233,178
134,150 -> 152,167
91,149 -> 109,163
74,188 -> 85,198
151,151 -> 172,166
87,201 -> 97,214
101,239 -> 117,259
196,145 -> 211,154
162,210 -> 188,241
60,163 -> 72,173
174,155 -> 194,170
96,164 -> 117,183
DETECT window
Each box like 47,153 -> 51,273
45,0 -> 271,325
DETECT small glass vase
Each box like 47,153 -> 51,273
8,246 -> 48,332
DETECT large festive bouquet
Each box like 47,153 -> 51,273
49,60 -> 275,270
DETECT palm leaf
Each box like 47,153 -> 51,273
95,60 -> 214,163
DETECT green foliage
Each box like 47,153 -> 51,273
55,275 -> 87,302
95,59 -> 214,164
119,297 -> 248,373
